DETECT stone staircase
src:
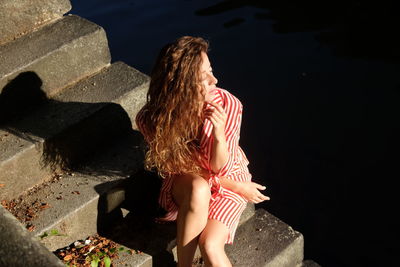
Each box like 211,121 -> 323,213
0,1 -> 313,266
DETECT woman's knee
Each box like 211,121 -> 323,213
173,173 -> 211,209
189,176 -> 211,207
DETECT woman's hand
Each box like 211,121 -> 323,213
237,181 -> 270,204
204,101 -> 227,140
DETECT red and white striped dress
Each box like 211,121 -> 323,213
137,88 -> 252,244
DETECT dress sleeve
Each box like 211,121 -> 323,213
214,91 -> 242,177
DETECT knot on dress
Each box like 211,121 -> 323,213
208,174 -> 225,201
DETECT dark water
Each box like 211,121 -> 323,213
70,1 -> 399,266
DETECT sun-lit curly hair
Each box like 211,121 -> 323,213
136,36 -> 209,177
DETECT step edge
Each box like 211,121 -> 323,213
0,15 -> 109,81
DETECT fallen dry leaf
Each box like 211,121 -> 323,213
63,254 -> 73,261
0,184 -> 5,188
39,203 -> 51,210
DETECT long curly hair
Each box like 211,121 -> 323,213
137,36 -> 209,177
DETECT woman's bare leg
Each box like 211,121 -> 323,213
172,173 -> 211,267
199,219 -> 232,267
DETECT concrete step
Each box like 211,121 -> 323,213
7,132 -> 146,252
1,132 -> 152,266
96,201 -> 256,267
0,61 -> 149,201
0,14 -> 110,103
226,208 -> 304,267
96,206 -> 304,267
0,0 -> 71,45
0,205 -> 64,267
110,248 -> 152,267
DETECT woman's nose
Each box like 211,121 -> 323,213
210,73 -> 218,85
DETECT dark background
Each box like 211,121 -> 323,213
69,1 -> 399,266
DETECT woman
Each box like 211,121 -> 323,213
136,36 -> 269,267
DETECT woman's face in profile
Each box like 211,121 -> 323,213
199,52 -> 218,102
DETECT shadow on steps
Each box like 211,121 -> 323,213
2,71 -> 181,265
96,169 -> 178,266
0,71 -> 47,125
0,71 -> 136,175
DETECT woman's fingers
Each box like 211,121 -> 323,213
259,194 -> 270,201
205,102 -> 227,119
250,195 -> 270,204
254,197 -> 262,204
256,193 -> 269,202
205,109 -> 224,122
249,183 -> 271,203
251,196 -> 265,204
205,109 -> 223,120
208,116 -> 217,126
257,196 -> 265,203
254,183 -> 266,190
206,101 -> 224,112
239,181 -> 271,203
205,109 -> 225,128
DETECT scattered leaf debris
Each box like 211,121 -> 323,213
54,234 -> 136,266
0,172 -> 64,230
1,197 -> 52,230
27,224 -> 36,232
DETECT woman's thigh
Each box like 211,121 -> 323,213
172,173 -> 210,208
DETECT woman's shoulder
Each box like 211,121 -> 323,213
216,88 -> 242,109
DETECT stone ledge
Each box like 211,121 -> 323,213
0,62 -> 149,201
0,205 -> 64,267
112,251 -> 153,267
0,14 -> 111,97
0,0 -> 71,45
90,206 -> 303,267
226,208 -> 304,267
10,132 -> 145,251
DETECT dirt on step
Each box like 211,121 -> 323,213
0,172 -> 64,231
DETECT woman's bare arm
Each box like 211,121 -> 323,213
204,101 -> 229,173
205,101 -> 269,204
